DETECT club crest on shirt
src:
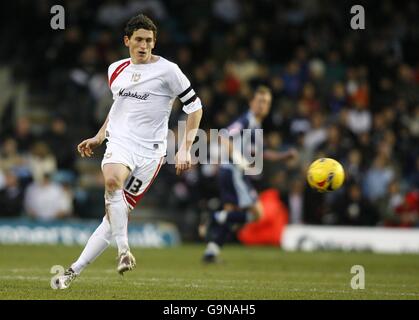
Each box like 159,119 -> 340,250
131,73 -> 141,82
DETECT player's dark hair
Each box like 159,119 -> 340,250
253,85 -> 272,97
124,14 -> 157,39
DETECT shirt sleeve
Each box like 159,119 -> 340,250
168,64 -> 202,114
222,115 -> 248,139
226,120 -> 244,137
107,59 -> 130,100
108,63 -> 117,100
107,64 -> 114,82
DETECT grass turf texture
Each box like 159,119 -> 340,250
0,244 -> 418,300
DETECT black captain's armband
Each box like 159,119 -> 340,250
178,86 -> 197,106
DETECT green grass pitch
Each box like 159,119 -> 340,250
0,244 -> 418,299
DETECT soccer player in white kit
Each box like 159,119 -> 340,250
55,14 -> 203,289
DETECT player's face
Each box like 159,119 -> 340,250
250,92 -> 272,119
124,28 -> 156,64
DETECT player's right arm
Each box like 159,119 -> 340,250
77,114 -> 109,158
263,148 -> 298,162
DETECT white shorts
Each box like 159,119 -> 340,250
101,142 -> 164,210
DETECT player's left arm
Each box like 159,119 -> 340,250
263,148 -> 298,162
168,63 -> 203,175
175,108 -> 202,175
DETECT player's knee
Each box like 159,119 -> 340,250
104,177 -> 123,192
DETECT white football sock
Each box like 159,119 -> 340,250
71,216 -> 112,274
105,189 -> 130,256
205,242 -> 220,256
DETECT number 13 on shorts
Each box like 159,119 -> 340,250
125,176 -> 143,194
122,157 -> 163,210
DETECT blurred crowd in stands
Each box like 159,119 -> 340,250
0,0 -> 418,228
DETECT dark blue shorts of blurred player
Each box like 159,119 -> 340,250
218,164 -> 258,209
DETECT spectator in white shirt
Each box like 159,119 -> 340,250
24,173 -> 72,221
346,102 -> 372,135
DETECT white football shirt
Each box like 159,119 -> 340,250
106,56 -> 202,158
